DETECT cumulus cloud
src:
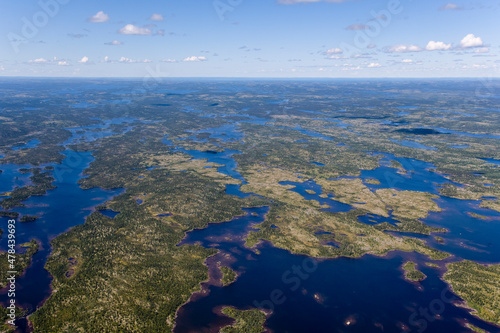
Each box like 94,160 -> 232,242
325,48 -> 343,55
367,62 -> 381,68
425,40 -> 452,51
161,59 -> 177,63
28,57 -> 71,65
78,56 -> 89,63
149,13 -> 163,21
118,24 -> 152,35
388,44 -> 422,53
28,58 -> 49,63
327,55 -> 347,60
183,56 -> 207,62
118,57 -> 151,63
87,11 -> 109,23
346,24 -> 369,30
105,40 -> 123,45
474,47 -> 489,53
351,53 -> 372,59
459,34 -> 483,48
439,3 -> 462,10
402,59 -> 413,63
118,57 -> 134,63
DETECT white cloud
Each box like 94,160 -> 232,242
118,24 -> 152,35
342,65 -> 362,71
78,56 -> 89,63
105,40 -> 123,45
149,13 -> 163,21
325,48 -> 343,55
351,53 -> 372,59
183,56 -> 207,62
459,34 -> 483,48
161,59 -> 177,63
29,58 -> 48,63
118,57 -> 151,63
87,11 -> 109,23
327,55 -> 346,59
28,57 -> 72,65
474,47 -> 489,53
426,41 -> 452,51
118,56 -> 134,63
439,3 -> 462,10
388,44 -> 422,53
402,59 -> 413,63
367,62 -> 381,68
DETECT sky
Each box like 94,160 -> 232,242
1,0 -> 499,78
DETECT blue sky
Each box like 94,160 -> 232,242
1,0 -> 499,77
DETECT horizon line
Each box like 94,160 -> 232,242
1,76 -> 499,80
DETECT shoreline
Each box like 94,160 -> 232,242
173,207 -> 267,332
0,153 -> 125,333
441,262 -> 500,330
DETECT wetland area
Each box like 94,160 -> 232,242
0,78 -> 499,332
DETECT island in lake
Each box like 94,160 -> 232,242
0,78 -> 499,333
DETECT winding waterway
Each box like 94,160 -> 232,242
1,80 -> 499,332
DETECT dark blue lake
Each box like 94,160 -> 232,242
12,139 -> 41,151
421,197 -> 500,262
0,150 -> 123,329
0,164 -> 35,194
162,137 -> 244,181
481,158 -> 500,166
360,152 -> 460,194
174,207 -> 500,333
2,79 -> 500,333
390,139 -> 438,151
